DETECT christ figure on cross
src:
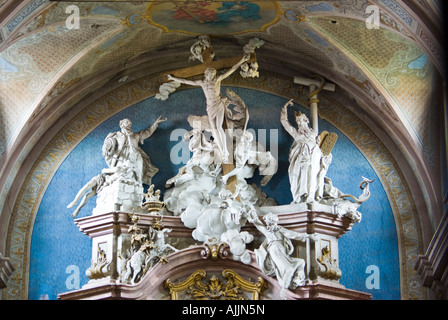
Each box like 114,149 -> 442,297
166,53 -> 251,163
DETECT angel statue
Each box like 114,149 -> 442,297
248,210 -> 317,299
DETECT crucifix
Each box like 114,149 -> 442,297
294,75 -> 335,133
161,36 -> 259,84
294,75 -> 338,156
162,35 -> 262,195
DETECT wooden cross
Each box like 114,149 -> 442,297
161,36 -> 257,84
161,36 -> 258,196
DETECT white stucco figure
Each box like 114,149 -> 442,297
248,211 -> 314,299
221,89 -> 276,187
182,116 -> 220,174
166,54 -> 250,163
221,129 -> 276,188
146,226 -> 178,268
67,166 -> 132,217
163,127 -> 275,262
102,116 -> 167,185
123,241 -> 151,284
68,117 -> 167,216
280,100 -> 330,204
163,99 -> 276,217
160,79 -> 278,268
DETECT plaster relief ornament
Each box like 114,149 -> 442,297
316,246 -> 341,281
188,34 -> 215,63
67,116 -> 167,216
122,215 -> 178,284
248,211 -> 318,300
86,245 -> 112,280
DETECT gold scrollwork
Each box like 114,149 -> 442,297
165,269 -> 267,300
86,245 -> 111,280
200,238 -> 229,260
316,246 -> 342,280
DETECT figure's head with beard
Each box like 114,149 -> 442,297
294,111 -> 309,129
119,118 -> 132,133
294,112 -> 315,140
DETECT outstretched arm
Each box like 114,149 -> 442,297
218,53 -> 251,81
281,227 -> 319,243
166,74 -> 201,87
247,209 -> 269,236
280,99 -> 297,138
139,115 -> 167,142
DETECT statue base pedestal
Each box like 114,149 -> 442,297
92,179 -> 145,215
58,205 -> 371,300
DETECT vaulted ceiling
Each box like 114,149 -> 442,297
0,1 -> 445,248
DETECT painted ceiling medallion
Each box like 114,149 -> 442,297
123,1 -> 281,35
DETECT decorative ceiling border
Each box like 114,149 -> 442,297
2,71 -> 425,300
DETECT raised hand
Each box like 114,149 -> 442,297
156,115 -> 168,123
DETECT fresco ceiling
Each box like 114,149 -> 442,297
0,0 -> 445,222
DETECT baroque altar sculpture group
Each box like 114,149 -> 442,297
67,36 -> 373,299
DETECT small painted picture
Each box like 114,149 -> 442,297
147,1 -> 281,35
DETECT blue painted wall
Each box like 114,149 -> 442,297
29,87 -> 400,300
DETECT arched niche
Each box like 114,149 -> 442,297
3,73 -> 423,300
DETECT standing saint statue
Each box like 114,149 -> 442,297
166,53 -> 251,163
102,116 -> 167,186
280,100 -> 327,204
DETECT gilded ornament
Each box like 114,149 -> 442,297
316,246 -> 342,281
200,238 -> 229,261
142,184 -> 165,214
86,245 -> 112,280
165,269 -> 266,300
